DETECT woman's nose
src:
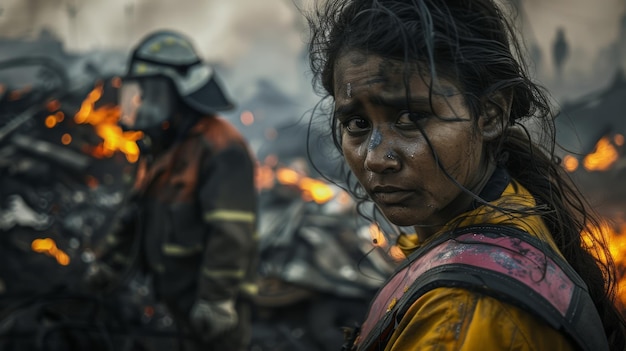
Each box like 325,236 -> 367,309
364,143 -> 401,174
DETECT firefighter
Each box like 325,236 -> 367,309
85,30 -> 258,351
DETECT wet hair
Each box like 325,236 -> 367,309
305,0 -> 626,348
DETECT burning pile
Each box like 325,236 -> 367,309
562,132 -> 626,311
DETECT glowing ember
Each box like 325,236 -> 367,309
369,223 -> 388,248
563,155 -> 579,172
46,99 -> 61,112
240,110 -> 254,126
583,136 -> 619,171
45,115 -> 57,128
31,238 -> 70,266
256,164 -> 275,191
388,245 -> 407,262
61,133 -> 72,145
74,83 -> 143,163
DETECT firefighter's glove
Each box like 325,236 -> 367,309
189,299 -> 238,341
83,262 -> 118,292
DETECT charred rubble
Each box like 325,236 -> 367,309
0,33 -> 396,351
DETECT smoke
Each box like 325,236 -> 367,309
0,0 -> 312,96
1,0 -> 624,143
520,0 -> 626,100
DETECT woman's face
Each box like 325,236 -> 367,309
333,51 -> 497,238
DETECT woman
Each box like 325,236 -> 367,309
305,0 -> 626,350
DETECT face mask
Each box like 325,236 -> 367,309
119,77 -> 175,132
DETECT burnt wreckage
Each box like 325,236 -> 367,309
0,36 -> 396,351
0,37 -> 173,350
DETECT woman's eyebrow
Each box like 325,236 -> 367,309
334,101 -> 358,117
369,95 -> 432,108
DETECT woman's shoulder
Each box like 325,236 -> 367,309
386,287 -> 575,350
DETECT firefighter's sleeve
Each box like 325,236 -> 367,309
197,143 -> 257,301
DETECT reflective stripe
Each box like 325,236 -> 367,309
239,282 -> 259,296
203,210 -> 255,223
162,244 -> 203,256
201,267 -> 245,279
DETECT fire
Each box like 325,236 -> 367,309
584,221 -> 626,309
278,167 -> 335,203
274,166 -> 337,204
74,83 -> 143,163
31,238 -> 70,266
300,177 -> 335,204
583,136 -> 619,171
256,156 -> 349,205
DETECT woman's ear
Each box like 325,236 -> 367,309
479,91 -> 512,141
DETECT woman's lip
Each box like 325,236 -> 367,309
371,190 -> 414,204
371,185 -> 408,192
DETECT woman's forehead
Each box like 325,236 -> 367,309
333,51 -> 460,97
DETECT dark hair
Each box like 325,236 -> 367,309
305,0 -> 626,348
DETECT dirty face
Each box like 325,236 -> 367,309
333,51 -> 496,238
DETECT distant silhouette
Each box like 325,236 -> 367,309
552,27 -> 569,82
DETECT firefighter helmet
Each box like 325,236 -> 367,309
125,30 -> 234,115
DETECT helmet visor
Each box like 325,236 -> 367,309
119,77 -> 174,131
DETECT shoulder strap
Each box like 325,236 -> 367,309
356,225 -> 609,351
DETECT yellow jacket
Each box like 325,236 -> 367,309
383,180 -> 576,350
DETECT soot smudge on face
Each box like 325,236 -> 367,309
369,129 -> 382,150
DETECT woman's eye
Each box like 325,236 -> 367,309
397,110 -> 429,128
342,117 -> 370,133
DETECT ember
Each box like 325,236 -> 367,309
31,238 -> 70,266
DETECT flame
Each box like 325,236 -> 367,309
74,83 -> 143,163
300,177 -> 335,204
274,166 -> 337,204
584,221 -> 626,309
31,238 -> 70,266
583,136 -> 619,171
276,167 -> 300,186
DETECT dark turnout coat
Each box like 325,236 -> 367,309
98,115 -> 258,325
